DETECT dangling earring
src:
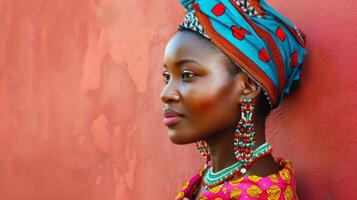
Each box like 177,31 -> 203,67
234,98 -> 255,172
201,98 -> 273,189
195,140 -> 211,169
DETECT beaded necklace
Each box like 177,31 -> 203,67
202,142 -> 272,189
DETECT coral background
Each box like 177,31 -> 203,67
0,0 -> 356,199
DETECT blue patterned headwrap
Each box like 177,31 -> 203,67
178,0 -> 308,109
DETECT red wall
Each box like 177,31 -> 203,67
0,0 -> 356,199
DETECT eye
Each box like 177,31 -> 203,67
162,71 -> 170,84
182,70 -> 196,81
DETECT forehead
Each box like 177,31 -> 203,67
164,31 -> 223,65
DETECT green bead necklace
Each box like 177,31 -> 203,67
202,142 -> 272,189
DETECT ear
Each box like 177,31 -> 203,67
239,73 -> 261,103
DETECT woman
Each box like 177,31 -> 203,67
160,0 -> 307,199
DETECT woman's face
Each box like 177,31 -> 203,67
161,31 -> 247,144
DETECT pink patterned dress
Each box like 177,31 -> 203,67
175,158 -> 298,200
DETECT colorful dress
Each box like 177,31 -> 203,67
175,158 -> 298,200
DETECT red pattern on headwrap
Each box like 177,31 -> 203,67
259,48 -> 271,62
276,27 -> 286,41
211,3 -> 226,16
231,26 -> 250,41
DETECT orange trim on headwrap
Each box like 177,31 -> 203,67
228,0 -> 286,97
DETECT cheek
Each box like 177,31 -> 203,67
183,80 -> 238,125
184,89 -> 217,114
196,97 -> 217,112
191,93 -> 231,119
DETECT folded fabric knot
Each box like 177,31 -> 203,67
178,0 -> 308,108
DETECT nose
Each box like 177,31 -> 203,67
160,81 -> 180,103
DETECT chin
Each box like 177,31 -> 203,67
168,130 -> 192,145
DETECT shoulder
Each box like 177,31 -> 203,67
175,167 -> 206,200
199,159 -> 299,199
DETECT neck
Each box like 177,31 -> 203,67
205,116 -> 267,173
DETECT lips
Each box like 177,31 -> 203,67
165,114 -> 182,117
163,109 -> 184,117
163,116 -> 183,126
163,108 -> 184,126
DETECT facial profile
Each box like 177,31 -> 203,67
160,30 -> 260,144
169,1 -> 307,198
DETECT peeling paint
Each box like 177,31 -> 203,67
91,114 -> 110,153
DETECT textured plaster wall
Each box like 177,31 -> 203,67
0,0 -> 355,199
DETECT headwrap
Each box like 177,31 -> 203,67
178,0 -> 308,109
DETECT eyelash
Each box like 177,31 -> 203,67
162,70 -> 196,84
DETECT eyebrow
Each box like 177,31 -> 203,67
163,59 -> 200,69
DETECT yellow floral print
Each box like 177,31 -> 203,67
229,176 -> 244,186
248,175 -> 262,182
267,185 -> 281,200
279,169 -> 291,183
176,159 -> 297,200
269,174 -> 279,183
247,185 -> 263,198
175,192 -> 184,199
198,196 -> 209,200
284,185 -> 294,200
230,188 -> 242,199
222,187 -> 227,194
209,184 -> 223,194
182,180 -> 190,190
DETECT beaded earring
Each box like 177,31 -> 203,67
195,140 -> 210,169
195,98 -> 256,171
198,98 -> 274,189
234,98 -> 256,172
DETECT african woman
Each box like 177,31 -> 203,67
160,0 -> 307,199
